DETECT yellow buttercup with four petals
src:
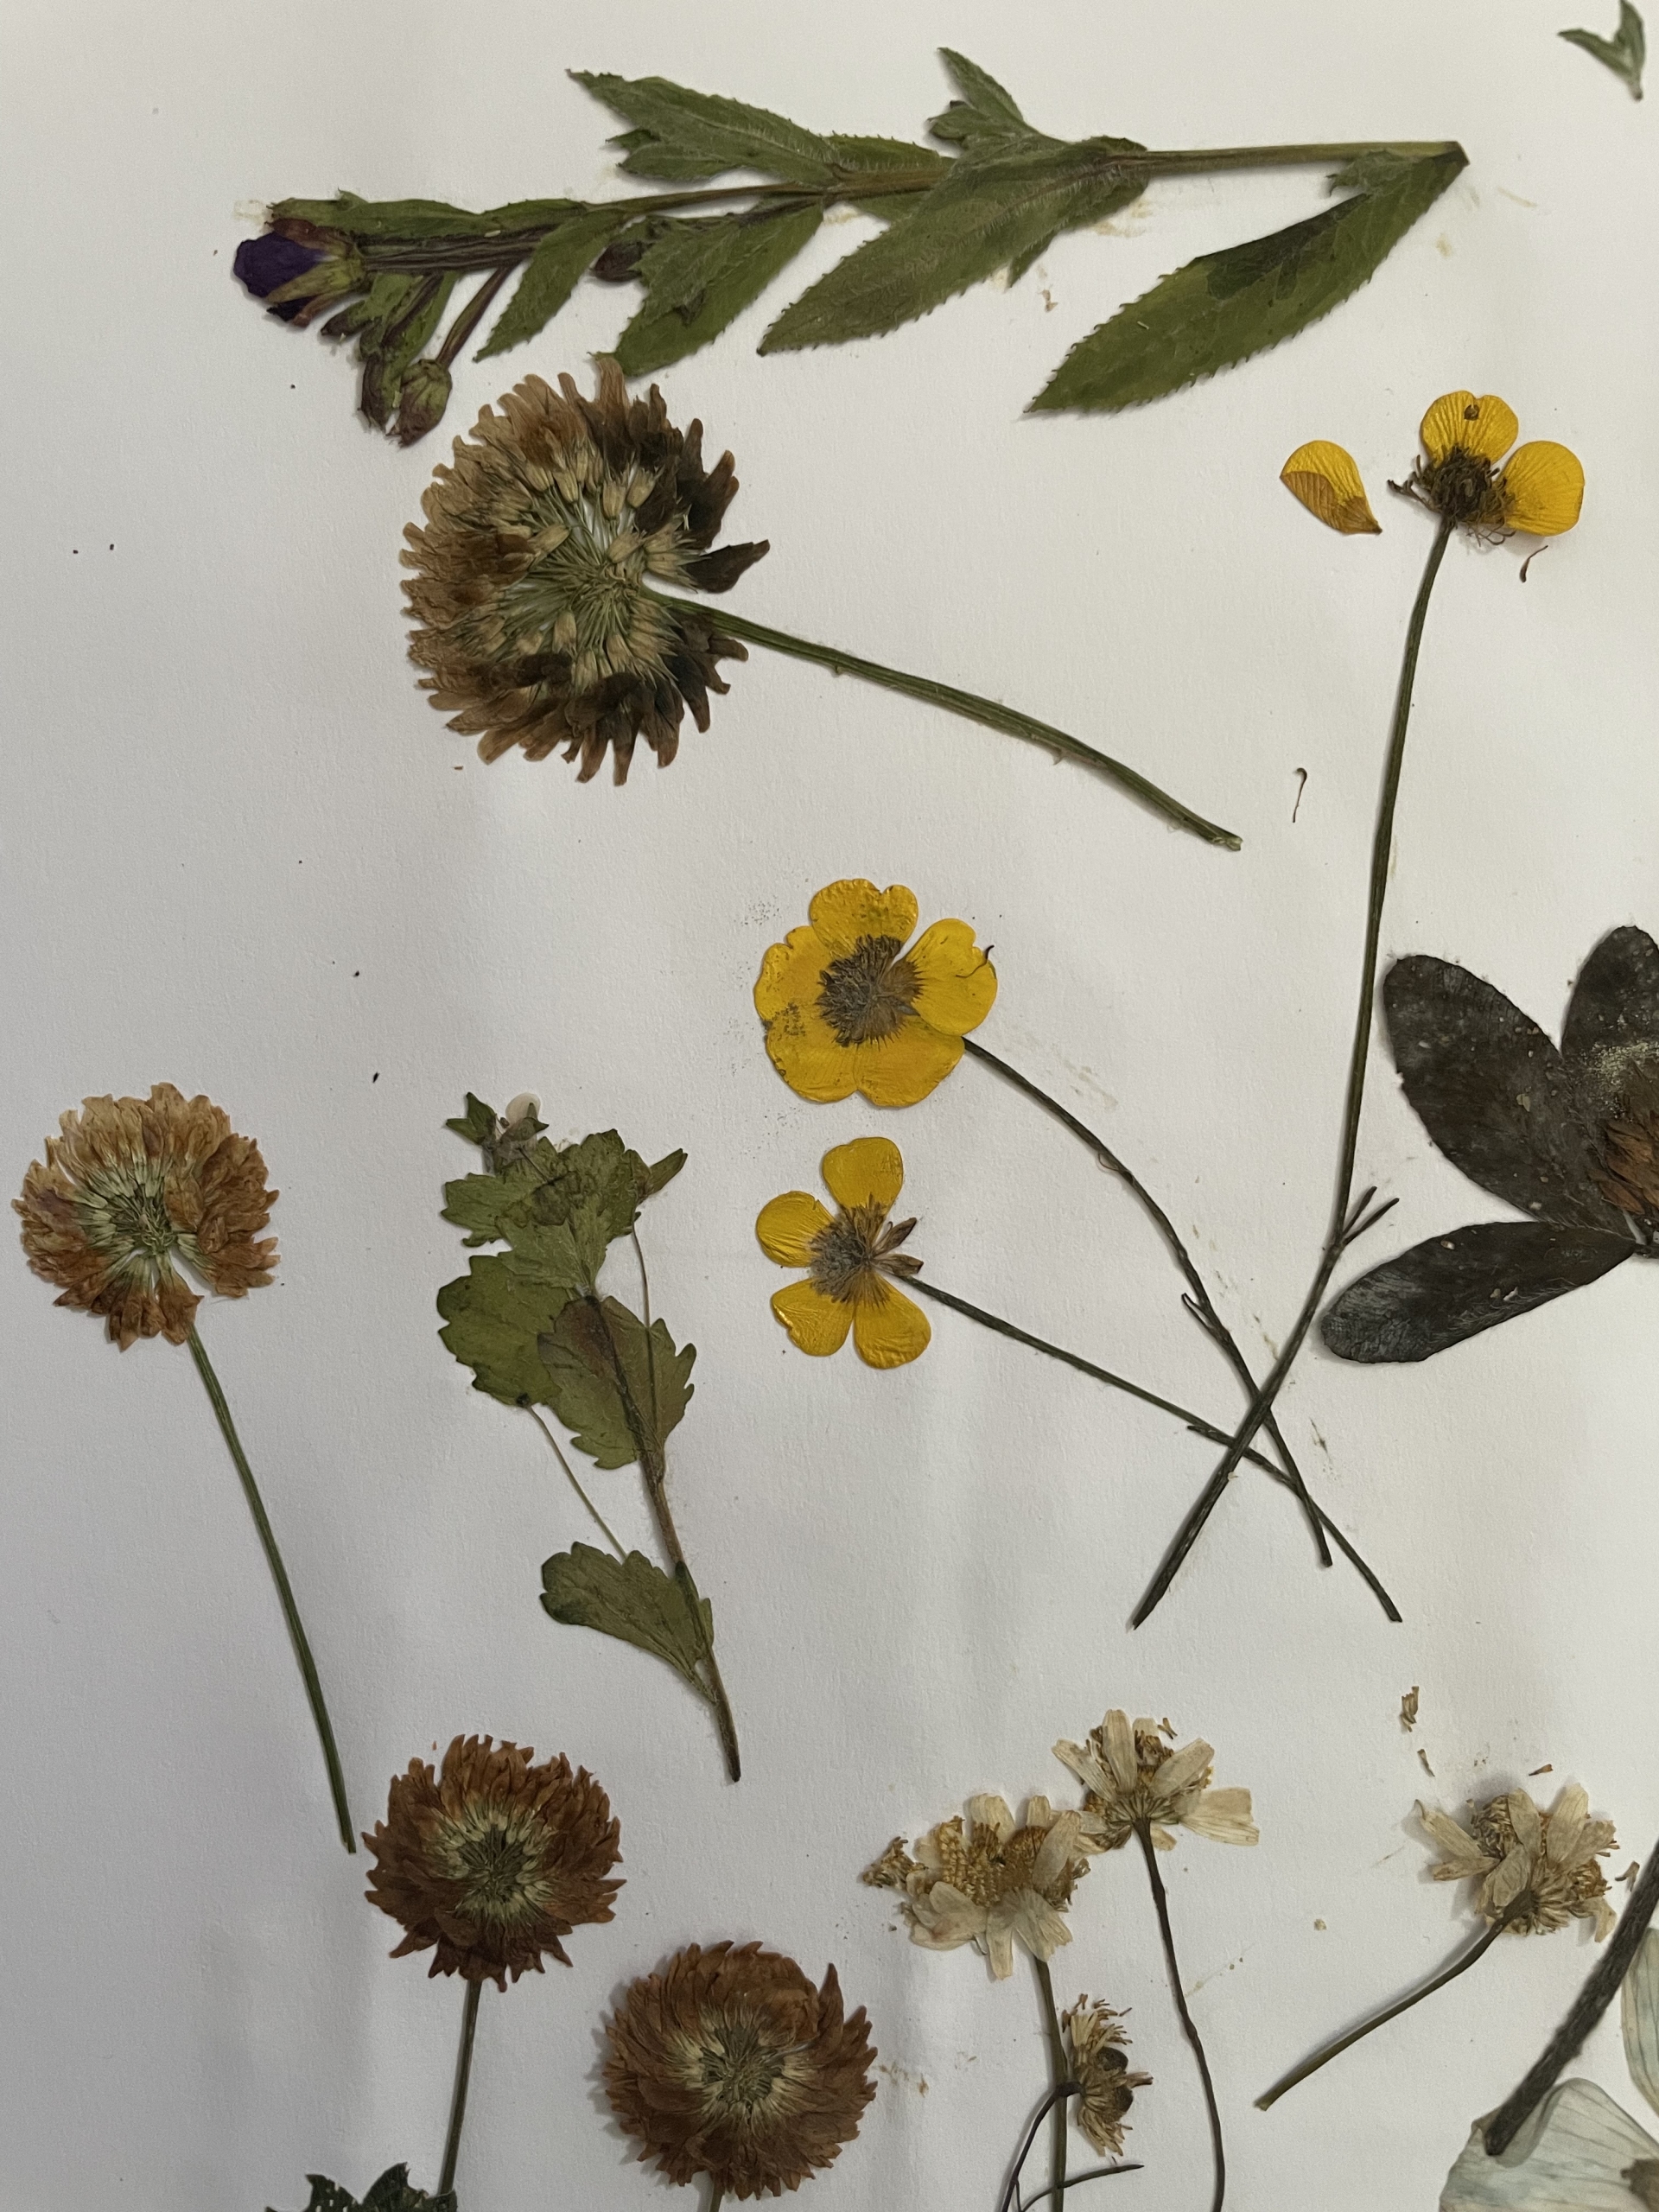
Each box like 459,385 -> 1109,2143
756,1136 -> 931,1368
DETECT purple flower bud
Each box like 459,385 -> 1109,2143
234,234 -> 325,321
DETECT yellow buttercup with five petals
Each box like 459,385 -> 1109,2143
757,1136 -> 931,1368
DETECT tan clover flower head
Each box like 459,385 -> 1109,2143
1053,1711 -> 1259,1853
1063,1997 -> 1152,2158
1420,1783 -> 1618,1939
602,1941 -> 875,2199
862,1793 -> 1091,1980
16,1084 -> 277,1349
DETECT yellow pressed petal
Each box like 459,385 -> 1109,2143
907,918 -> 999,1036
851,1281 -> 931,1368
1498,441 -> 1585,536
753,924 -> 830,1025
1421,391 -> 1518,465
755,1191 -> 832,1266
821,1135 -> 905,1212
760,987 -> 864,1103
806,878 -> 919,955
1279,441 -> 1382,535
770,1279 -> 854,1356
852,1023 -> 963,1107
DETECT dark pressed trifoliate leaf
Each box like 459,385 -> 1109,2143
1561,928 -> 1659,1109
1319,1220 -> 1632,1363
538,1296 -> 695,1467
541,1544 -> 715,1688
1029,146 -> 1465,414
268,2168 -> 455,2212
613,203 -> 824,375
272,192 -> 483,239
573,69 -> 849,183
437,1254 -> 571,1405
1561,3 -> 1646,97
477,209 -> 628,358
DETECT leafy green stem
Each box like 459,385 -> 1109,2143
646,594 -> 1241,848
438,1978 -> 483,2196
186,1325 -> 355,1853
1138,1821 -> 1225,2211
1034,1955 -> 1071,2208
524,1404 -> 626,1558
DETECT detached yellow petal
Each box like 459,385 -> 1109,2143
755,1190 -> 831,1266
1499,441 -> 1585,536
771,1279 -> 853,1356
806,878 -> 918,955
821,1135 -> 905,1213
851,1281 -> 931,1367
907,918 -> 999,1034
1421,391 -> 1518,465
1280,441 -> 1381,535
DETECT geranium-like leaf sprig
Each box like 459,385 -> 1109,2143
399,359 -> 1239,845
15,1084 -> 356,1851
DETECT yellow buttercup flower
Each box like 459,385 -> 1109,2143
756,1135 -> 931,1367
754,878 -> 996,1106
1281,440 -> 1381,535
1411,390 -> 1584,537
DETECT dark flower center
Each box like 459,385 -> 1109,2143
435,1806 -> 550,1927
697,2016 -> 791,2121
103,1179 -> 179,1261
810,1202 -> 921,1302
817,936 -> 920,1046
1418,444 -> 1507,532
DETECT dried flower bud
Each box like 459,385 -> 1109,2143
394,359 -> 454,448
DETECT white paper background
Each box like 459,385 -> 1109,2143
3,3 -> 1656,2206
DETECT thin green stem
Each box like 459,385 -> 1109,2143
1257,1905 -> 1516,2110
1137,1822 -> 1225,2212
437,1978 -> 483,2196
647,594 -> 1240,849
1033,1955 -> 1071,2208
1130,514 -> 1455,1626
186,1326 -> 355,1853
524,1404 -> 626,1558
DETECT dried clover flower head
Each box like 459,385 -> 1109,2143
403,358 -> 768,783
16,1084 -> 277,1350
364,1734 -> 621,1987
1063,1998 -> 1152,2158
1053,1711 -> 1259,1853
1404,391 -> 1584,540
863,1793 -> 1092,1980
1420,1783 -> 1618,1939
602,1941 -> 875,2199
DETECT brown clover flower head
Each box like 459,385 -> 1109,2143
1420,1783 -> 1618,1939
15,1084 -> 276,1350
863,1794 -> 1091,1980
603,1941 -> 875,2200
1062,1997 -> 1152,2158
402,359 -> 768,784
1053,1710 -> 1259,1854
364,1734 -> 621,1987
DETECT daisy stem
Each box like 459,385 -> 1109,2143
1137,1821 -> 1225,2212
437,1978 -> 483,2197
998,2081 -> 1084,2212
1129,512 -> 1454,1628
1034,1955 -> 1071,2208
1255,1900 -> 1518,2111
524,1404 -> 627,1559
186,1326 -> 355,1853
645,594 -> 1242,850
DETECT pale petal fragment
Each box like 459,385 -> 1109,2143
1440,2081 -> 1658,2209
1103,1711 -> 1138,1793
1053,1738 -> 1116,1800
1155,1738 -> 1215,1799
1184,1786 -> 1260,1846
966,1794 -> 1016,1841
1623,1930 -> 1659,2122
1547,1784 -> 1589,1868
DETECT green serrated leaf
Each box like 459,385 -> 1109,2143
645,1148 -> 687,1195
573,70 -> 841,183
272,193 -> 482,239
475,197 -> 585,230
1029,146 -> 1465,415
537,1296 -> 694,1467
1560,2 -> 1645,95
445,1092 -> 500,1147
614,203 -> 823,374
929,49 -> 1033,150
477,210 -> 626,359
442,1127 -> 677,1254
540,1543 -> 714,1688
269,2168 -> 455,2212
436,1254 -> 571,1406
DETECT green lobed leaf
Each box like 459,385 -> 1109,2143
614,203 -> 823,374
537,1296 -> 695,1467
444,1091 -> 499,1147
436,1254 -> 571,1406
573,69 -> 845,182
1028,145 -> 1466,415
271,192 -> 483,238
268,2168 -> 455,2212
442,1127 -> 682,1252
477,208 -> 626,359
1560,2 -> 1646,95
540,1543 -> 715,1688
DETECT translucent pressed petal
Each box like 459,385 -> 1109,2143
906,919 -> 999,1038
1546,1784 -> 1589,1868
1052,1738 -> 1116,1802
771,1279 -> 853,1357
908,1881 -> 986,1952
1183,1787 -> 1260,1846
821,1135 -> 905,1213
1440,2082 -> 1658,2209
1421,1803 -> 1493,1874
1626,1934 -> 1659,2124
1155,1739 -> 1214,1799
755,1190 -> 832,1266
998,1890 -> 1073,1965
1499,442 -> 1585,536
983,1900 -> 1020,1980
1281,440 -> 1382,534
966,1793 -> 1016,1841
1510,1790 -> 1543,1855
1422,391 -> 1519,465
1033,1810 -> 1086,1888
851,1281 -> 931,1368
806,878 -> 920,956
1485,1843 -> 1535,1915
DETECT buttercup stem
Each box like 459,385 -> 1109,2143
524,1404 -> 626,1559
437,1978 -> 483,2197
906,1276 -> 1400,1620
1137,1821 -> 1226,2212
1256,1904 -> 1516,2110
1130,512 -> 1455,1625
1034,1955 -> 1071,2209
186,1326 -> 355,1853
645,594 -> 1242,849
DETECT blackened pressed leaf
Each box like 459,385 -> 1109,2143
437,1255 -> 569,1406
573,70 -> 843,183
1560,927 -> 1659,1113
539,1296 -> 695,1467
268,2168 -> 456,2212
541,1544 -> 714,1687
613,203 -> 823,375
1028,146 -> 1465,414
1319,1221 -> 1632,1363
477,209 -> 626,359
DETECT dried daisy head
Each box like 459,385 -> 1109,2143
1053,1710 -> 1258,1853
863,1793 -> 1092,1980
1421,1783 -> 1618,1939
1063,1998 -> 1152,2158
364,1734 -> 621,1987
602,1941 -> 875,2200
403,358 -> 768,783
16,1084 -> 276,1349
